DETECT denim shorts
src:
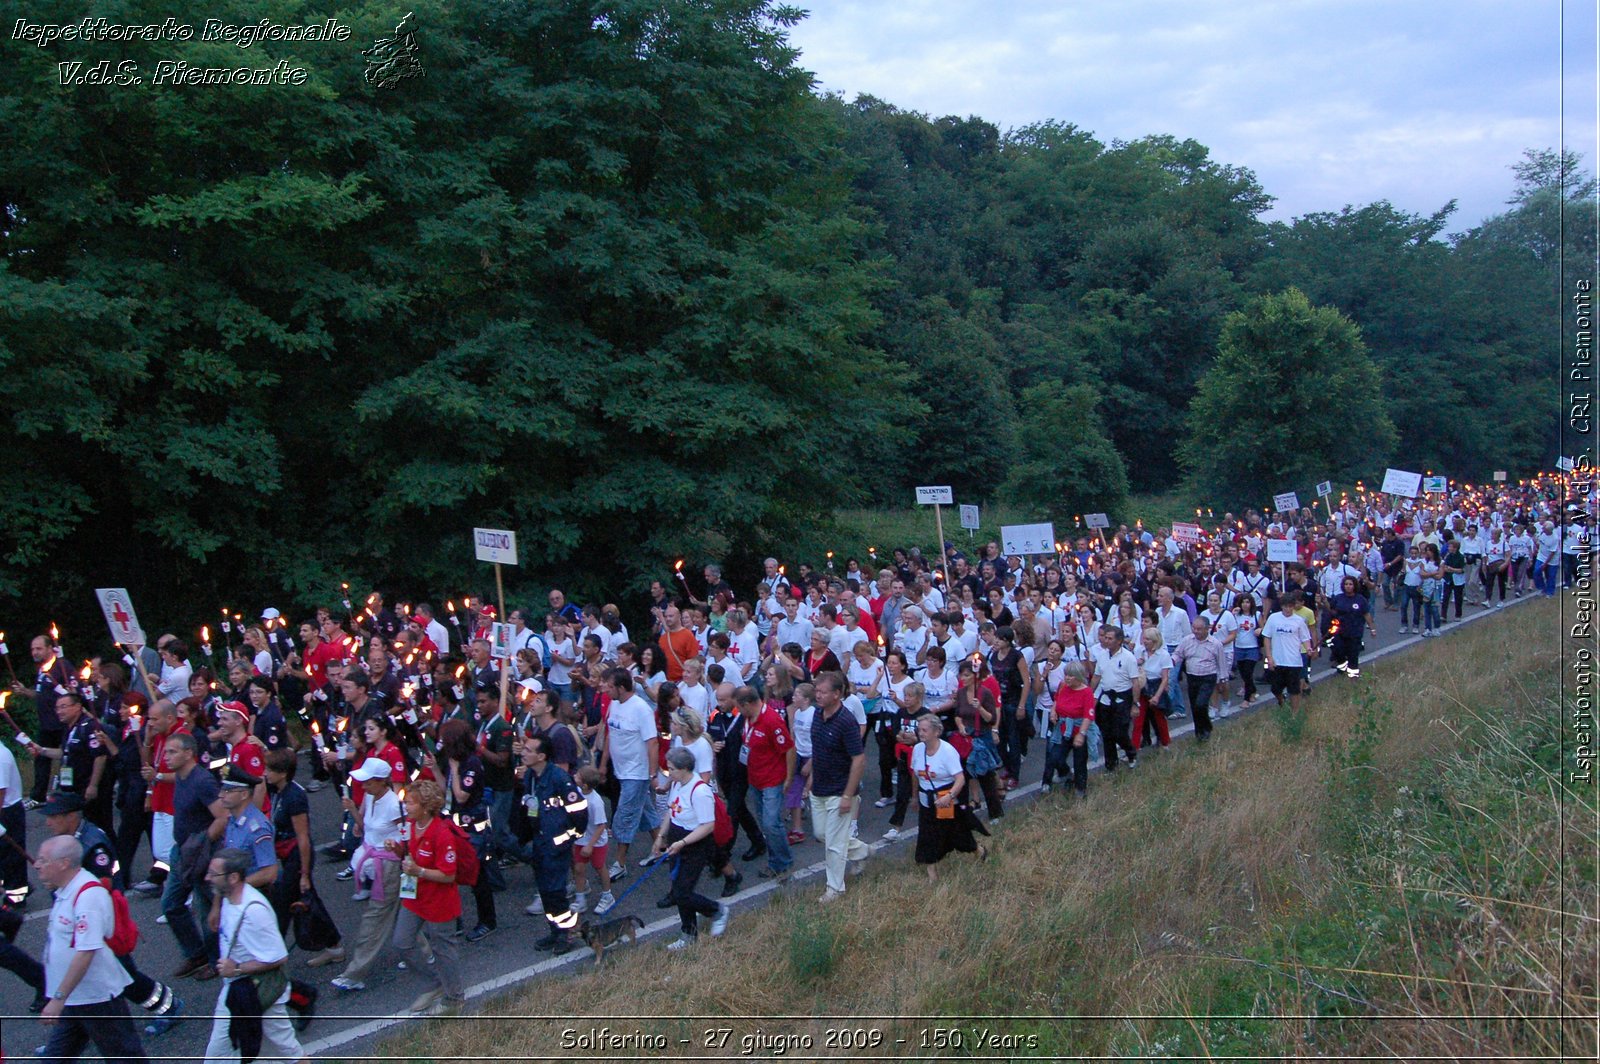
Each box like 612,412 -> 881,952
611,777 -> 659,844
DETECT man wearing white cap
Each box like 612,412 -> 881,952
331,757 -> 426,992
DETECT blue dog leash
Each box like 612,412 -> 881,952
603,852 -> 675,910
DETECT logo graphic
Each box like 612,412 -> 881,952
362,11 -> 423,89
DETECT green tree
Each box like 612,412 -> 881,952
1000,382 -> 1127,529
1181,288 -> 1395,507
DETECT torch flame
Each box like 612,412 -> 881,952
79,663 -> 91,681
49,623 -> 59,642
446,600 -> 456,613
201,626 -> 210,642
674,559 -> 684,573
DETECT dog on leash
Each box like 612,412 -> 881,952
579,914 -> 645,965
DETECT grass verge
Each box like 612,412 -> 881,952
369,598 -> 1591,1062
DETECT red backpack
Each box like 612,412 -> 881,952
72,878 -> 138,956
438,819 -> 481,888
692,781 -> 735,848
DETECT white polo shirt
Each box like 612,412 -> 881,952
47,869 -> 132,1005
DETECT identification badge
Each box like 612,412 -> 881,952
59,766 -> 74,788
398,873 -> 418,900
522,794 -> 537,811
738,743 -> 749,765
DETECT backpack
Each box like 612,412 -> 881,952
437,818 -> 481,888
72,878 -> 138,956
692,781 -> 735,849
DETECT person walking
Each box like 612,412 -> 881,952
807,673 -> 865,903
651,748 -> 731,950
910,715 -> 986,877
202,847 -> 309,1064
392,780 -> 466,1016
34,835 -> 149,1062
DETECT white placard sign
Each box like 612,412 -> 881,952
95,588 -> 146,647
1000,522 -> 1056,556
959,504 -> 980,530
1558,456 -> 1576,472
1171,521 -> 1204,545
1380,468 -> 1422,498
1273,492 -> 1301,513
1265,538 -> 1299,563
915,485 -> 954,506
473,527 -> 518,565
1084,513 -> 1110,529
489,622 -> 514,660
1493,471 -> 1508,482
1316,481 -> 1332,498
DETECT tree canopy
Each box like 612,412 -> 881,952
0,2 -> 1568,639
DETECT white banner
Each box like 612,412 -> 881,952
1273,491 -> 1301,513
1265,538 -> 1299,563
1000,522 -> 1056,556
1380,468 -> 1422,498
1171,521 -> 1204,545
959,504 -> 980,530
915,485 -> 954,506
95,588 -> 146,647
1493,471 -> 1508,482
473,527 -> 518,565
1084,513 -> 1110,529
1315,480 -> 1332,498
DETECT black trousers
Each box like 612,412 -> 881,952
113,805 -> 149,892
1186,675 -> 1217,740
1441,581 -> 1464,619
1331,632 -> 1364,671
665,827 -> 719,936
1095,691 -> 1137,768
888,746 -> 914,828
719,772 -> 762,851
998,698 -> 1025,778
39,995 -> 148,1062
873,725 -> 898,799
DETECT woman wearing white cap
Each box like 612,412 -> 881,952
329,757 -> 429,992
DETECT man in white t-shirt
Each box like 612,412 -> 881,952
1262,599 -> 1313,711
604,671 -> 661,876
205,846 -> 306,1060
1533,518 -> 1561,596
726,610 -> 760,684
36,835 -> 145,1060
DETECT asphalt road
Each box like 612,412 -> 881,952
0,589 -> 1543,1061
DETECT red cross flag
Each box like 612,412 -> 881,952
95,588 -> 146,648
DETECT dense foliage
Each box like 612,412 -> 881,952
0,0 -> 1571,639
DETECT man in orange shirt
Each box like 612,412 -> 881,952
656,603 -> 699,683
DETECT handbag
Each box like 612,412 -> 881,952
229,901 -> 289,1008
933,787 -> 955,819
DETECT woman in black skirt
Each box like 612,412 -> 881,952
910,714 -> 988,878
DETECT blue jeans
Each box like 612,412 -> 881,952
1402,586 -> 1423,626
1534,559 -> 1558,596
160,842 -> 214,962
1163,650 -> 1187,717
39,995 -> 147,1063
749,783 -> 791,872
611,777 -> 660,847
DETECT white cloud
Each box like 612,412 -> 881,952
787,0 -> 1594,226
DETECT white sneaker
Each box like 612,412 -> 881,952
608,861 -> 625,880
592,892 -> 616,916
524,899 -> 544,916
881,827 -> 901,841
1038,784 -> 1052,796
351,889 -> 371,902
819,888 -> 844,904
570,893 -> 587,914
331,977 -> 365,992
872,797 -> 892,808
665,936 -> 694,951
156,914 -> 168,925
638,854 -> 655,867
848,859 -> 865,876
710,905 -> 730,937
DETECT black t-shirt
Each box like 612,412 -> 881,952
253,702 -> 289,751
60,715 -> 109,796
445,754 -> 486,818
270,780 -> 309,844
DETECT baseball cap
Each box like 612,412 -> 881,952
349,757 -> 393,782
39,793 -> 85,816
261,607 -> 281,622
517,677 -> 544,694
217,701 -> 250,723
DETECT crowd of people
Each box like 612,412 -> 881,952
0,471 -> 1588,1061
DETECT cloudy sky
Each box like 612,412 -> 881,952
786,0 -> 1596,229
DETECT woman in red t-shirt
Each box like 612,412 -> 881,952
1050,662 -> 1096,797
392,779 -> 465,1014
363,717 -> 410,782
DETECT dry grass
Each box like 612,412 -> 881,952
367,598 -> 1589,1062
